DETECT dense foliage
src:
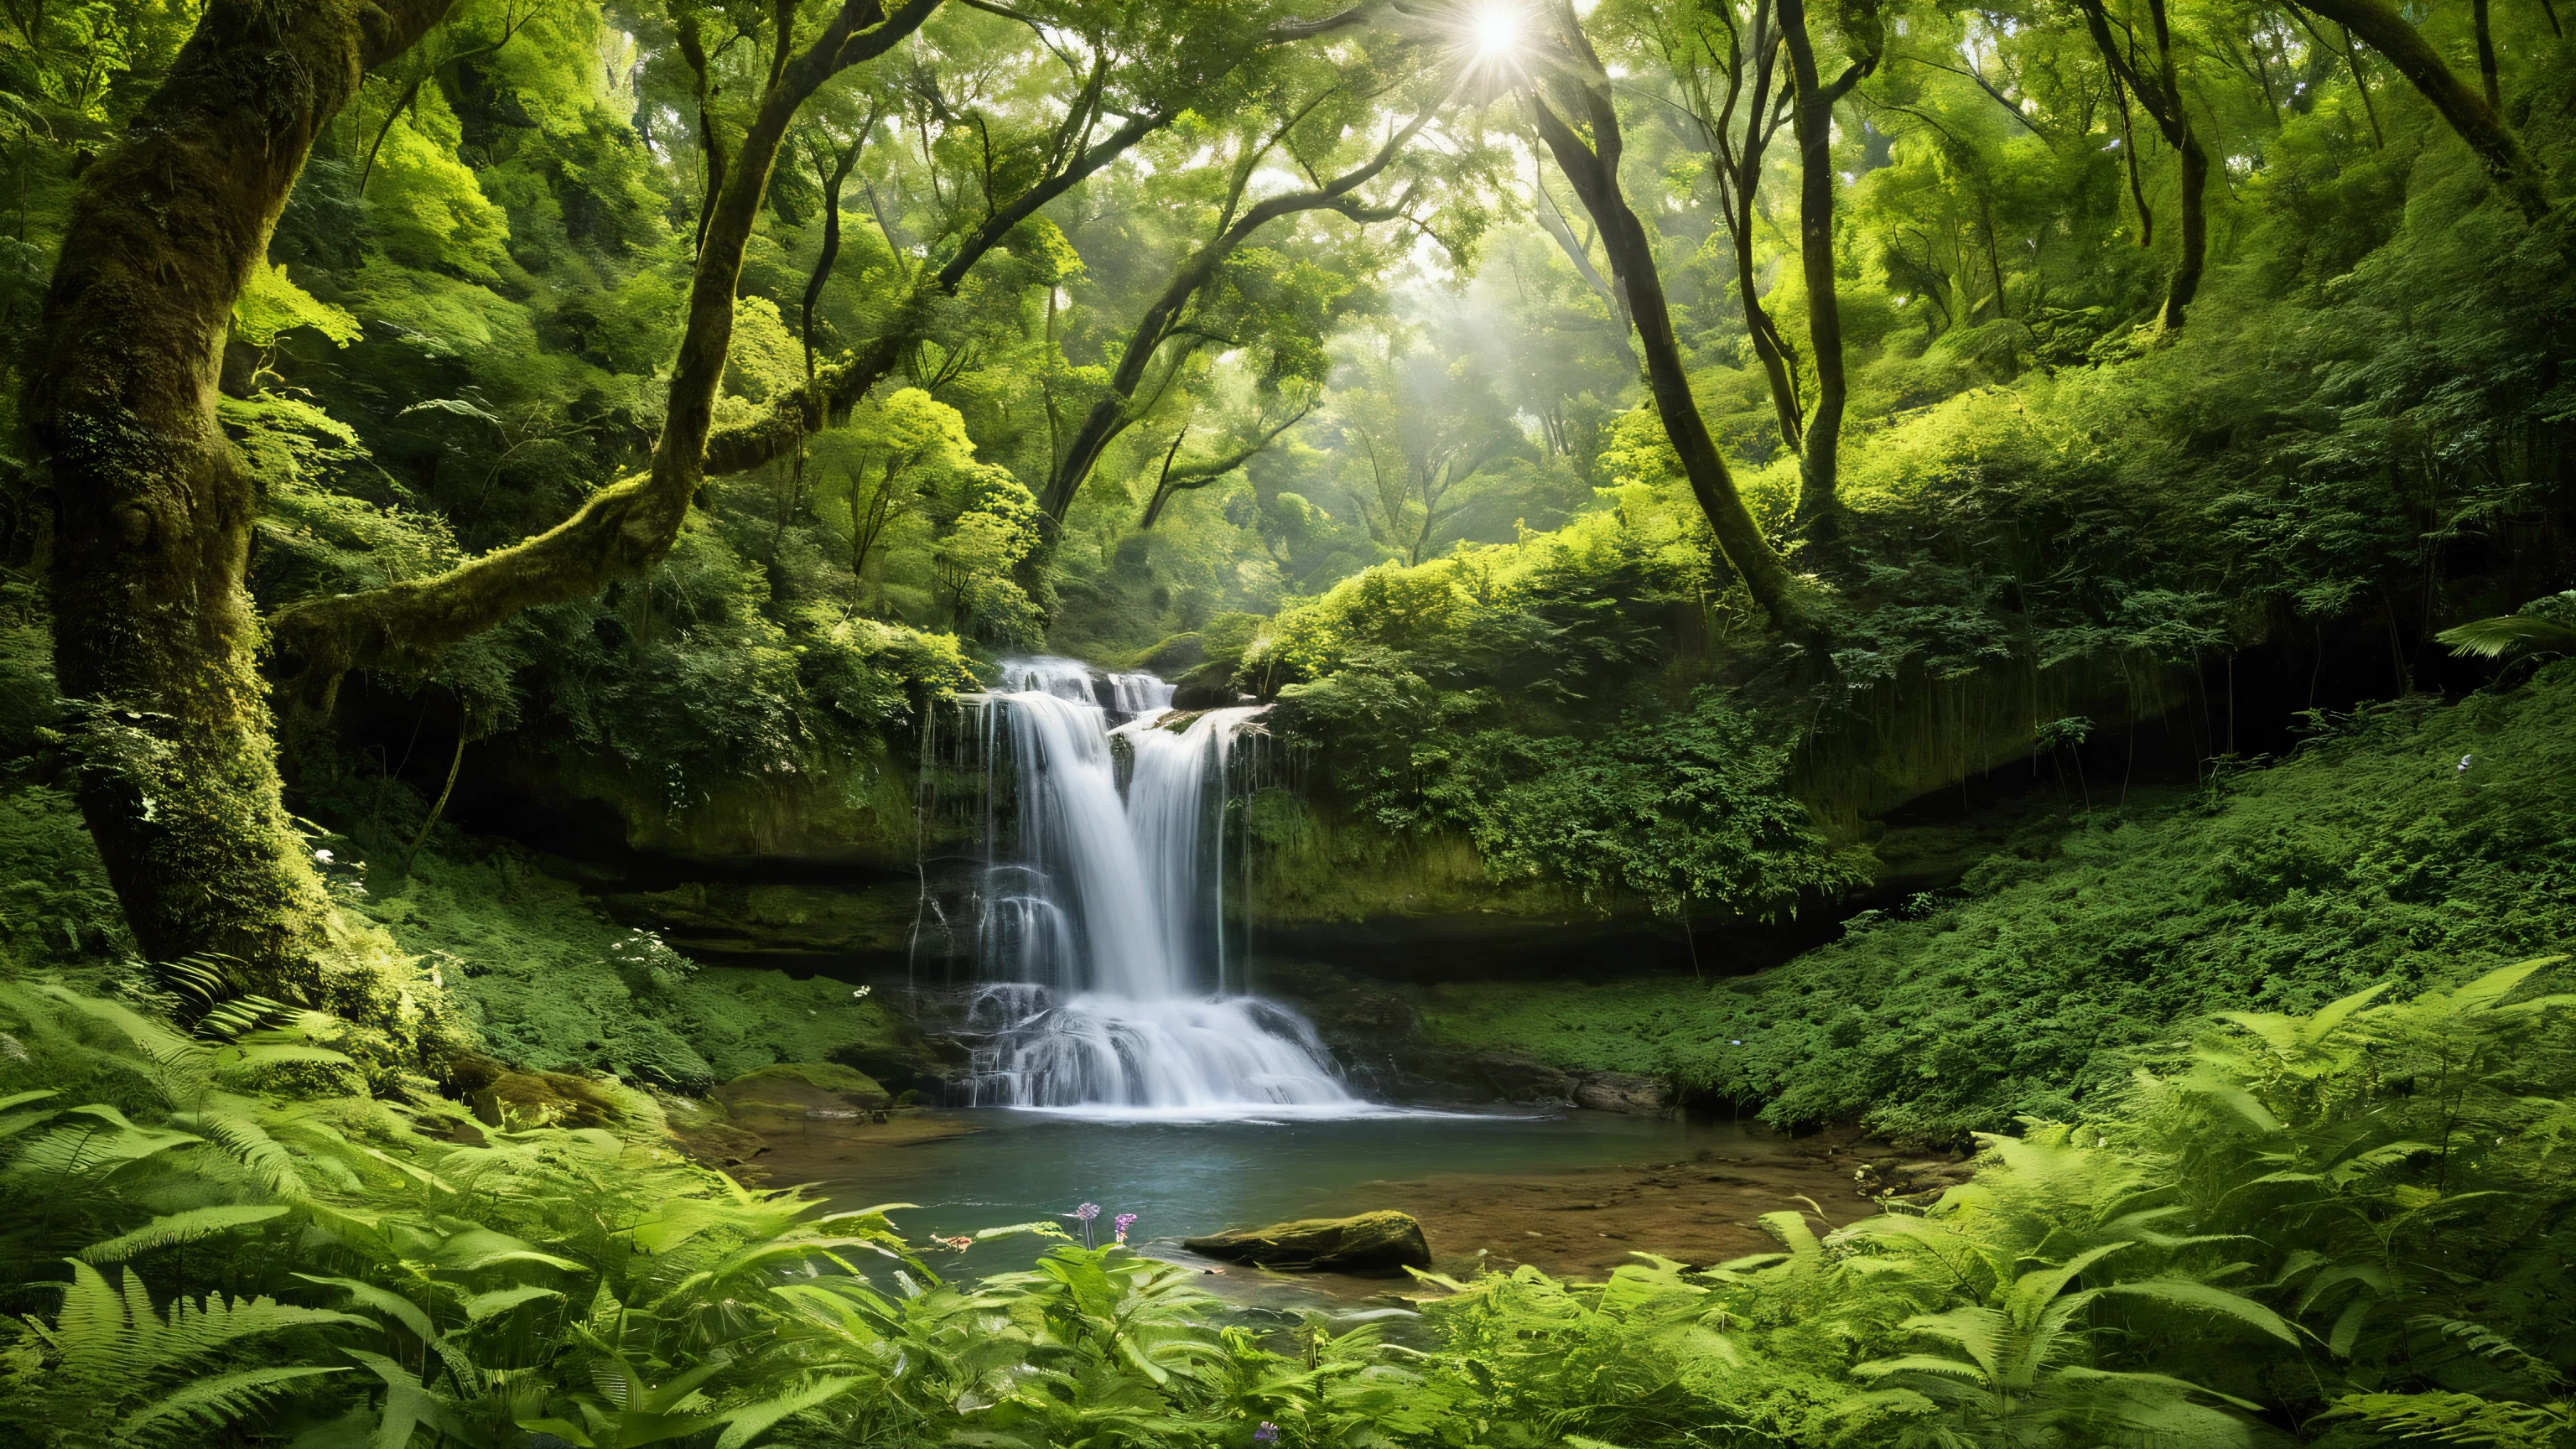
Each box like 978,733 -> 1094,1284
3,950 -> 2568,1447
1420,662 -> 2576,1140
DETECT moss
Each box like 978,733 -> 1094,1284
1247,794 -> 1564,924
723,1060 -> 890,1104
353,830 -> 912,1092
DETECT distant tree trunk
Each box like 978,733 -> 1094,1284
30,0 -> 461,1035
2292,0 -> 2548,219
2075,0 -> 2208,328
2471,0 -> 2501,111
1527,2 -> 1814,640
1675,0 -> 1805,464
1776,0 -> 1880,538
800,130 -> 866,379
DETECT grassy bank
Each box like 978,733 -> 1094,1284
1418,665 -> 2576,1140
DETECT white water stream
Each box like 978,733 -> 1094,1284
963,658 -> 1358,1115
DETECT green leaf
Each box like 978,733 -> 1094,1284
711,1376 -> 865,1449
112,1365 -> 345,1441
461,1285 -> 563,1321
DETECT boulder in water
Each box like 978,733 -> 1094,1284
1574,1072 -> 1669,1114
1183,1210 -> 1432,1273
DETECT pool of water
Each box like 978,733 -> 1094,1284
763,1106 -> 1788,1293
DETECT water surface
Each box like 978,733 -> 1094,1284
772,1107 -> 1789,1288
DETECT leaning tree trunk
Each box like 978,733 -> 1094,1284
2293,0 -> 2549,219
1527,3 -> 1815,641
30,0 -> 461,1044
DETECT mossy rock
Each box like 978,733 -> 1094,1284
1183,1210 -> 1431,1274
725,1061 -> 892,1106
712,1062 -> 892,1135
448,1056 -> 628,1131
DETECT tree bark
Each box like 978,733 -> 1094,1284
1776,0 -> 1879,537
1526,3 -> 1813,640
30,0 -> 461,1040
2293,0 -> 2548,219
271,0 -> 942,706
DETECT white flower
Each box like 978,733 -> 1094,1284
314,848 -> 335,865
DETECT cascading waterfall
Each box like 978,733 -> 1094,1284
958,657 -> 1357,1114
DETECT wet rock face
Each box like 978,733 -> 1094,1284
1182,1210 -> 1433,1274
1573,1072 -> 1669,1114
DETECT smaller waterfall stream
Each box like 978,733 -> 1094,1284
961,658 -> 1358,1115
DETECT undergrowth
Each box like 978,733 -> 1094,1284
356,841 -> 908,1093
1420,665 -> 2576,1141
4,939 -> 2568,1447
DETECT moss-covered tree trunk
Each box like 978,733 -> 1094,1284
2296,0 -> 2549,220
29,0 -> 460,1039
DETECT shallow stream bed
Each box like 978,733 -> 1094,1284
759,1106 -> 1885,1301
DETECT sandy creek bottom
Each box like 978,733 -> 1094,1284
755,1107 -> 1904,1309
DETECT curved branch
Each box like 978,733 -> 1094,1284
271,0 -> 944,706
1038,102 -> 1439,521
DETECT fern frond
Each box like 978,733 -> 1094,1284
80,1204 -> 291,1264
2436,615 -> 2576,661
53,1262 -> 372,1385
711,1374 -> 865,1449
345,1346 -> 471,1449
110,1365 -> 343,1443
3,1113 -> 201,1192
182,1107 -> 309,1200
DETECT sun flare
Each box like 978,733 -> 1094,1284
1472,2 -> 1524,61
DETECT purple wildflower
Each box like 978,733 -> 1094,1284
1114,1212 -> 1138,1244
1254,1424 -> 1280,1444
1072,1202 -> 1100,1221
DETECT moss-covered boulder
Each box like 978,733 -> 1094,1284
1183,1211 -> 1431,1274
714,1062 -> 893,1124
446,1055 -> 631,1131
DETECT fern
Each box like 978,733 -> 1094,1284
2438,615 -> 2576,662
2330,1389 -> 2576,1448
110,1365 -> 345,1444
47,1261 -> 367,1385
79,1204 -> 291,1264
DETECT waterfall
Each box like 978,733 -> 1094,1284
959,659 -> 1358,1114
